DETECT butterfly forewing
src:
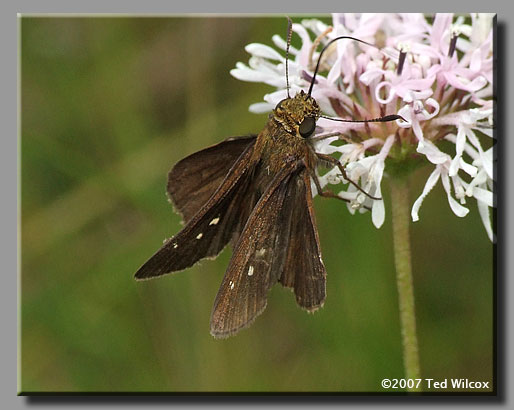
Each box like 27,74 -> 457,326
135,144 -> 258,280
210,161 -> 301,338
280,170 -> 326,311
168,136 -> 257,222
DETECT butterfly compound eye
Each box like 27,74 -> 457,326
299,116 -> 316,138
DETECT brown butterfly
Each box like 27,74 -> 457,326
135,21 -> 401,338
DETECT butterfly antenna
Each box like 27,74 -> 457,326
285,17 -> 293,98
308,36 -> 375,97
309,36 -> 402,124
321,114 -> 406,123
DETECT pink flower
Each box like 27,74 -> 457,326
232,13 -> 495,241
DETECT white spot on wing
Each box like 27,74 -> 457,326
209,217 -> 220,225
229,280 -> 235,290
248,266 -> 254,276
173,243 -> 178,249
196,233 -> 203,240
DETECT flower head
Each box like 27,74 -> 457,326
232,13 -> 495,241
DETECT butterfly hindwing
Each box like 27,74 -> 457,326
135,144 -> 257,280
167,136 -> 257,222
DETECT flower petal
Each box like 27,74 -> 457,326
230,64 -> 281,85
417,140 -> 450,164
430,13 -> 454,52
412,167 -> 441,221
371,161 -> 386,228
459,158 -> 478,177
477,197 -> 495,242
441,171 -> 470,217
245,43 -> 284,61
465,128 -> 493,179
375,81 -> 395,104
271,34 -> 299,55
472,186 -> 494,207
449,126 -> 466,176
372,196 -> 385,228
249,102 -> 274,113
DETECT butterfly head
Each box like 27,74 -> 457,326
273,90 -> 321,138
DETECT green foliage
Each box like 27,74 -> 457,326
20,17 -> 493,393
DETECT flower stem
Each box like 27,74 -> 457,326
390,177 -> 421,391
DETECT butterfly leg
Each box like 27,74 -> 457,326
309,171 -> 372,211
310,132 -> 359,144
310,132 -> 344,142
310,172 -> 350,203
315,152 -> 382,200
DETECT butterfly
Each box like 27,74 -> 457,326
135,20 -> 402,338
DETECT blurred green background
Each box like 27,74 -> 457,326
20,16 -> 493,393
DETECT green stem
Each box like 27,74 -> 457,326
390,177 -> 421,391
